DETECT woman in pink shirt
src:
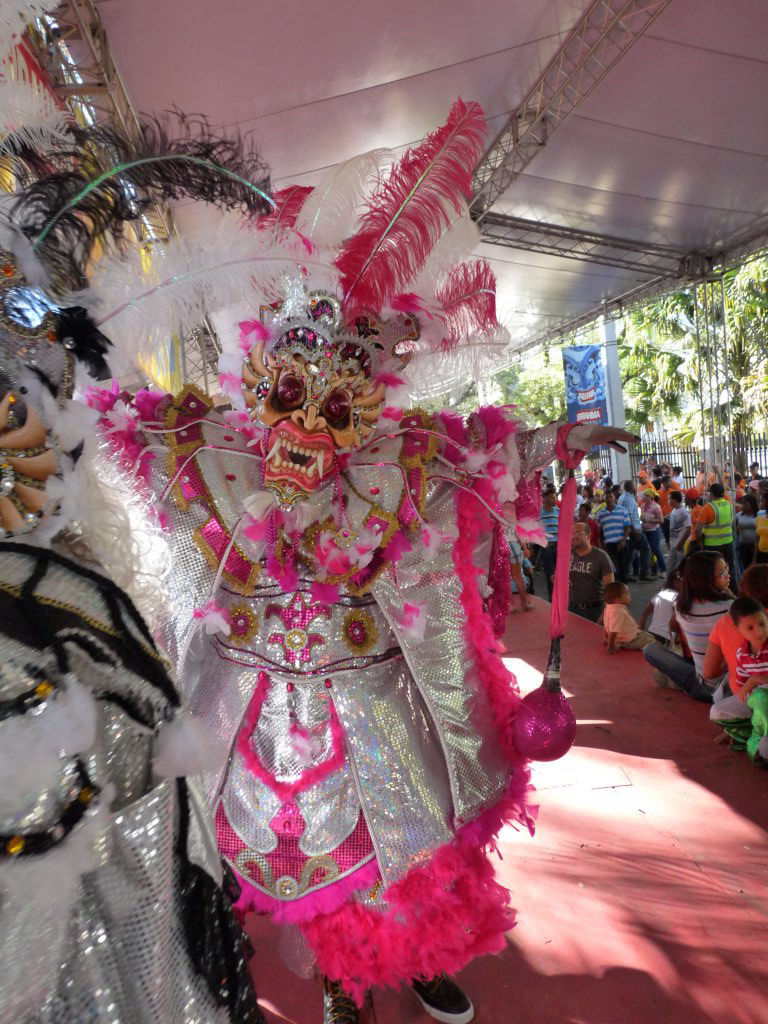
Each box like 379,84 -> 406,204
640,487 -> 666,573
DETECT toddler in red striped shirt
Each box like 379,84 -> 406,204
730,597 -> 768,765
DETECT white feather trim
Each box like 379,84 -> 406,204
242,489 -> 277,520
516,517 -> 548,546
153,713 -> 230,777
294,149 -> 389,250
0,1 -> 47,55
0,674 -> 97,816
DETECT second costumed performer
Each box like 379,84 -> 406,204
89,100 -> 636,1022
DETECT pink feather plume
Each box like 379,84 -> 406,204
335,98 -> 487,314
436,259 -> 499,350
258,185 -> 315,230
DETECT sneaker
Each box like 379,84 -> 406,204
412,975 -> 475,1023
323,978 -> 359,1024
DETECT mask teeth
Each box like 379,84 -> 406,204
319,449 -> 325,477
267,439 -> 281,461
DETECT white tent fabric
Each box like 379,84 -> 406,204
99,0 -> 768,353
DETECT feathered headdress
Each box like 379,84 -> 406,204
85,98 -> 510,399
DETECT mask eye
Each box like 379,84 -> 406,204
275,373 -> 305,410
322,388 -> 351,428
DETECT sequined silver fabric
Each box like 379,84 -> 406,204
517,422 -> 561,476
25,782 -> 231,1024
0,549 -> 238,1023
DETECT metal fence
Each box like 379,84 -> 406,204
606,432 -> 768,485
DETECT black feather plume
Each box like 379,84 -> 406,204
56,306 -> 112,380
9,110 -> 273,292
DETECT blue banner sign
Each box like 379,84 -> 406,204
562,344 -> 609,427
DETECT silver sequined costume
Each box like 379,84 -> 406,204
0,543 -> 263,1024
102,384 -> 561,996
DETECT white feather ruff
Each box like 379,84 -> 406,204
153,712 -> 231,778
294,149 -> 390,250
86,216 -> 336,375
0,785 -> 113,1021
0,674 -> 97,815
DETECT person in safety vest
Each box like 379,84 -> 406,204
695,482 -> 737,580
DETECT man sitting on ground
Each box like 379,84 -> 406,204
569,521 -> 615,623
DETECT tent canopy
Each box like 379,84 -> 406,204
98,0 -> 768,353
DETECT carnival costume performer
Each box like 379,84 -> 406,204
77,100 -> 634,1023
0,98 -> 276,1022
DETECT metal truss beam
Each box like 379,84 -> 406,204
510,227 -> 768,356
470,0 -> 672,221
27,1 -> 220,390
480,212 -> 700,276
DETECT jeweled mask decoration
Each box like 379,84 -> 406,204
0,246 -> 110,539
241,290 -> 418,505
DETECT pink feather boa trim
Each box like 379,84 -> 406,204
237,672 -> 346,801
234,857 -> 380,925
301,841 -> 515,1005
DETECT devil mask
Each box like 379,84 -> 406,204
239,291 -> 418,506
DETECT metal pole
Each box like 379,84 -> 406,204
720,273 -> 736,497
693,283 -> 708,471
701,282 -> 718,472
710,281 -> 723,468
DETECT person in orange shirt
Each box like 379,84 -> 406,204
676,488 -> 703,555
703,564 -> 768,747
658,474 -> 682,544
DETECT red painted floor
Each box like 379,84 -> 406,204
248,597 -> 768,1023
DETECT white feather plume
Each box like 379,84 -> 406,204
406,206 -> 481,298
0,72 -> 72,155
407,324 -> 511,401
294,149 -> 389,250
85,215 -> 339,375
0,1 -> 47,57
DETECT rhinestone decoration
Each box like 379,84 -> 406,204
228,603 -> 260,646
341,610 -> 378,656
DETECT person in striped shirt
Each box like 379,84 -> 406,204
730,596 -> 768,764
643,550 -> 733,701
597,490 -> 631,583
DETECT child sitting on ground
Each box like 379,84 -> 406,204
729,596 -> 768,765
603,581 -> 655,653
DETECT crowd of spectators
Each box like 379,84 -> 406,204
504,456 -> 768,769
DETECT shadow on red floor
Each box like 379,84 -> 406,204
248,597 -> 768,1024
